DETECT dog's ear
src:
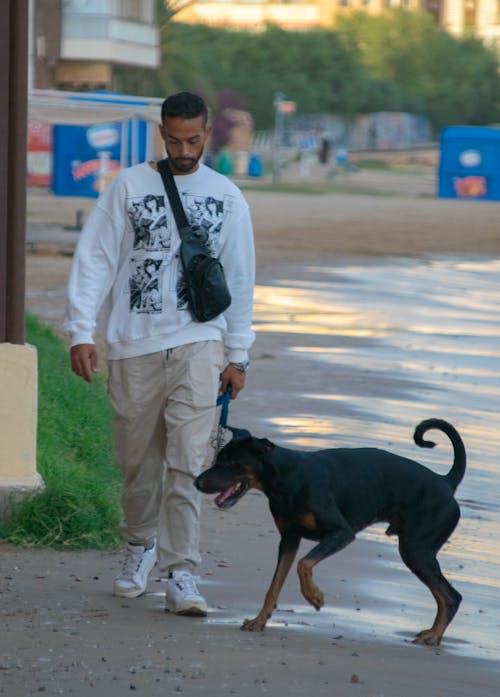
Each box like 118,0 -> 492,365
256,437 -> 275,453
227,426 -> 252,442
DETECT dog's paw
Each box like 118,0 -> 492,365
413,629 -> 441,646
304,586 -> 324,610
241,617 -> 266,632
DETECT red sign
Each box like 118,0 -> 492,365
453,175 -> 487,198
278,100 -> 296,114
27,122 -> 52,187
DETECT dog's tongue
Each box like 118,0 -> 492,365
214,485 -> 238,508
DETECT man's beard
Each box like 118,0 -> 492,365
167,147 -> 204,174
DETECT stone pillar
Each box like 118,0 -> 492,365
0,343 -> 44,514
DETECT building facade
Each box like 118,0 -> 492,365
30,0 -> 160,91
172,0 -> 500,51
441,0 -> 500,49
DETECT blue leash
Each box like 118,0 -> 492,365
216,387 -> 231,427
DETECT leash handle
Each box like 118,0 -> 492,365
216,387 -> 231,427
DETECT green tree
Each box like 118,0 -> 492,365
125,22 -> 376,129
336,9 -> 500,131
115,8 -> 500,133
415,33 -> 500,130
230,25 -> 373,124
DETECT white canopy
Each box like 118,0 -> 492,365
28,89 -> 164,126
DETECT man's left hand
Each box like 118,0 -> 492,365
219,364 -> 246,400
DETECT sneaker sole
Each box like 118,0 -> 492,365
113,587 -> 147,599
165,604 -> 207,617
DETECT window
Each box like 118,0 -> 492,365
464,0 -> 477,26
119,0 -> 154,24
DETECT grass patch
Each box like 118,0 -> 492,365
0,315 -> 121,549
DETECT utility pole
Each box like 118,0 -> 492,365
272,92 -> 296,185
272,92 -> 285,185
0,1 -> 41,516
0,0 -> 28,344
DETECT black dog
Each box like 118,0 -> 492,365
194,418 -> 465,646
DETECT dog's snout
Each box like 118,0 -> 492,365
193,471 -> 214,493
193,473 -> 203,491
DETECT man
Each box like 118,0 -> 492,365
65,92 -> 255,616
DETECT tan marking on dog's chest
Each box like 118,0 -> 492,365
297,512 -> 318,530
247,475 -> 263,490
272,512 -> 318,533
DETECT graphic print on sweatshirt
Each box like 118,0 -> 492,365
129,257 -> 163,313
185,194 -> 223,236
129,194 -> 171,251
126,192 -> 232,314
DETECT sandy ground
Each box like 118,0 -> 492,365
2,161 -> 500,696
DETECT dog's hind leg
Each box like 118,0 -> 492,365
241,531 -> 301,631
398,539 -> 462,646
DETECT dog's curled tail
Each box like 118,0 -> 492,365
413,418 -> 466,492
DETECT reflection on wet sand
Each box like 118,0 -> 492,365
252,255 -> 500,661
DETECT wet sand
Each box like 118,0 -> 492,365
4,178 -> 500,695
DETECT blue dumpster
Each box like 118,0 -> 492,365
438,126 -> 500,201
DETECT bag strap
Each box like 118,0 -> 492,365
157,158 -> 191,239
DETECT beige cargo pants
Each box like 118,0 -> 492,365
108,340 -> 224,574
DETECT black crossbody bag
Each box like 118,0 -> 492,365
157,158 -> 231,322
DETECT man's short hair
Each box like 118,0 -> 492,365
161,92 -> 208,124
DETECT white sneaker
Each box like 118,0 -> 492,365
165,570 -> 208,616
113,540 -> 157,598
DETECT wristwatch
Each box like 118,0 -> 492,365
229,360 -> 250,372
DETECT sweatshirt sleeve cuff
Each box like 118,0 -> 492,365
70,334 -> 95,348
227,349 -> 249,364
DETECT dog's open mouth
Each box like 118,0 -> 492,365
214,480 -> 249,509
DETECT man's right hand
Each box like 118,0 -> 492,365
70,344 -> 98,383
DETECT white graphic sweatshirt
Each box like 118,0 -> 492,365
64,161 -> 255,362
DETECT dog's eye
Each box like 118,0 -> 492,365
222,459 -> 238,468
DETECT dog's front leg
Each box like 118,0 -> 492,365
241,532 -> 301,631
298,528 -> 355,610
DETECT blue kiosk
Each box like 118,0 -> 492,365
51,93 -> 155,198
438,126 -> 500,201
